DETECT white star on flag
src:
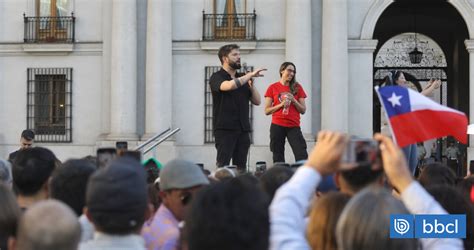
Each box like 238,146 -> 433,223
387,92 -> 403,107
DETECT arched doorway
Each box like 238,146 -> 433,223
373,32 -> 448,119
371,0 -> 469,175
373,32 -> 448,166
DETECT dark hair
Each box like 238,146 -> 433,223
383,70 -> 403,86
86,157 -> 147,235
340,167 -> 384,193
218,44 -> 240,64
21,129 -> 35,141
185,177 -> 269,250
12,147 -> 56,196
259,166 -> 294,202
50,159 -> 96,216
279,62 -> 299,95
418,162 -> 456,188
0,183 -> 20,250
426,185 -> 474,249
470,161 -> 474,174
456,176 -> 474,203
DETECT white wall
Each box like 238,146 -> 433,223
254,0 -> 285,40
347,0 -> 374,39
0,0 -> 28,42
1,0 -> 383,167
0,53 -> 102,160
0,0 -> 104,161
172,0 -> 204,40
74,0 -> 103,42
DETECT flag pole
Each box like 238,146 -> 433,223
374,86 -> 398,145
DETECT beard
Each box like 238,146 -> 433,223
229,61 -> 241,70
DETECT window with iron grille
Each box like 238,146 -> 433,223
204,66 -> 254,143
27,68 -> 72,142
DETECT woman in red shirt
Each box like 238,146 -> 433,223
264,62 -> 308,163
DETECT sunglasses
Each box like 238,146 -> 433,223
180,192 -> 193,206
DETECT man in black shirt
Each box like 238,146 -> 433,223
209,44 -> 266,171
8,129 -> 35,163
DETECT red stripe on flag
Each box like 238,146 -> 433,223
389,109 -> 468,147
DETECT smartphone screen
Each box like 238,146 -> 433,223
342,139 -> 381,168
96,148 -> 117,168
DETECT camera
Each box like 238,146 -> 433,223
342,138 -> 382,169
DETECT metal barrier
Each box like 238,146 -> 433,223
142,128 -> 181,154
134,128 -> 171,151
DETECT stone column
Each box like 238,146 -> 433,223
465,39 -> 474,173
144,0 -> 173,138
321,0 -> 348,132
285,0 -> 312,135
348,39 -> 378,138
108,0 -> 138,140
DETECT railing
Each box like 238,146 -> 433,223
202,11 -> 256,41
24,14 -> 75,43
134,128 -> 181,154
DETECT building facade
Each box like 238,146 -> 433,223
1,0 -> 474,172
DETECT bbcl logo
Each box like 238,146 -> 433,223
394,218 -> 411,235
390,214 -> 466,238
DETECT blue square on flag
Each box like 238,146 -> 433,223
378,86 -> 411,117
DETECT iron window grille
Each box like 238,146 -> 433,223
23,13 -> 75,43
204,66 -> 254,144
202,11 -> 256,41
27,68 -> 72,142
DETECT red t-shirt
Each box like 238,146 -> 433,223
264,82 -> 307,127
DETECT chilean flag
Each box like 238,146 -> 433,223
376,85 -> 468,147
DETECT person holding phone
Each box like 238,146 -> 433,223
264,62 -> 308,163
380,70 -> 441,175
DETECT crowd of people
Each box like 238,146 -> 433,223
0,44 -> 473,250
0,129 -> 473,250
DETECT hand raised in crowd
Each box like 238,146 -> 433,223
374,133 -> 414,193
433,79 -> 442,89
306,131 -> 350,176
426,78 -> 441,89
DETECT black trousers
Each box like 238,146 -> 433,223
214,129 -> 250,169
270,123 -> 307,163
447,159 -> 460,176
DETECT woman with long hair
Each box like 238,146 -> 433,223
381,70 -> 441,174
264,62 -> 308,163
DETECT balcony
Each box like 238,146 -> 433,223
202,11 -> 256,41
23,14 -> 75,52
